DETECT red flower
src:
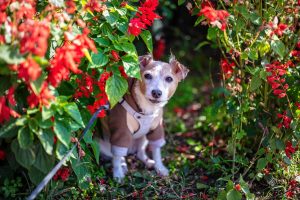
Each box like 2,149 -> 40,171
118,66 -> 128,79
15,0 -> 36,22
0,149 -> 6,160
53,167 -> 70,181
220,59 -> 235,79
85,0 -> 106,13
0,11 -> 7,25
235,184 -> 241,191
74,73 -> 95,98
27,82 -> 55,108
7,87 -> 16,106
128,18 -> 146,36
286,191 -> 294,199
128,0 -> 160,36
268,22 -> 288,37
0,93 -> 20,124
19,19 -> 50,57
153,38 -> 165,60
66,0 -> 76,14
285,141 -> 296,159
198,5 -> 230,31
111,50 -> 120,62
295,102 -> 300,110
18,57 -> 42,82
277,111 -> 292,129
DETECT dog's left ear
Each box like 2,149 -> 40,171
139,54 -> 153,69
169,55 -> 189,82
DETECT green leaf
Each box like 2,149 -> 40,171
239,176 -> 255,200
249,12 -> 262,25
226,189 -> 242,200
258,41 -> 270,56
54,119 -> 71,147
275,139 -> 285,150
283,156 -> 291,165
42,106 -> 54,120
93,37 -> 110,46
91,140 -> 100,164
256,157 -> 268,171
194,16 -> 205,27
116,17 -> 128,33
0,45 -> 25,64
105,75 -> 128,107
250,73 -> 262,91
11,139 -> 36,169
88,51 -> 109,68
33,145 -> 55,173
178,0 -> 185,5
56,141 -> 69,160
30,73 -> 46,95
207,27 -> 218,40
122,55 -> 140,78
18,126 -> 34,149
36,129 -> 54,155
103,10 -> 119,26
71,157 -> 91,189
0,120 -> 18,138
236,130 -> 246,140
248,49 -> 258,60
140,30 -> 153,53
64,103 -> 84,127
28,166 -> 46,185
271,39 -> 285,59
83,129 -> 93,144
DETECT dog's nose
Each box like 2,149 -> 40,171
151,90 -> 162,99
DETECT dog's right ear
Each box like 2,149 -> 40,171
139,54 -> 153,69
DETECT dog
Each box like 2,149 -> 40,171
98,54 -> 189,181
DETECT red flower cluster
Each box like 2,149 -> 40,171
111,50 -> 120,62
128,0 -> 161,36
48,28 -> 97,87
198,3 -> 230,31
85,0 -> 106,13
286,179 -> 299,199
266,61 -> 292,98
18,19 -> 50,57
118,66 -> 128,79
220,59 -> 235,79
0,149 -> 6,160
277,111 -> 292,129
17,57 -> 42,82
27,82 -> 55,108
0,0 -> 10,25
74,73 -> 95,99
53,167 -> 70,181
268,22 -> 288,37
291,41 -> 300,59
285,141 -> 297,159
87,72 -> 111,118
66,0 -> 76,14
153,38 -> 165,60
0,87 -> 20,124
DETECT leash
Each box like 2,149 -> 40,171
27,103 -> 110,200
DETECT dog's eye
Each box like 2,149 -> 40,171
165,76 -> 173,83
144,73 -> 152,80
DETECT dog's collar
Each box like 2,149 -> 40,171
119,98 -> 155,117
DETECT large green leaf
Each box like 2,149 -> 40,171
103,9 -> 119,26
64,103 -> 84,127
91,140 -> 100,164
93,37 -> 110,47
105,75 -> 128,107
271,39 -> 285,59
250,73 -> 262,91
239,176 -> 255,200
226,189 -> 242,200
54,119 -> 71,147
11,139 -> 36,169
178,0 -> 186,5
56,141 -> 69,160
28,166 -> 45,185
18,126 -> 34,149
121,55 -> 140,78
0,120 -> 18,138
256,157 -> 268,171
140,30 -> 153,53
71,157 -> 91,189
0,45 -> 25,64
36,129 -> 54,155
88,51 -> 109,68
33,145 -> 55,173
42,106 -> 54,120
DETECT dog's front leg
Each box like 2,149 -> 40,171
149,138 -> 169,176
111,146 -> 128,182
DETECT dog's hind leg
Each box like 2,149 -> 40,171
111,146 -> 128,182
136,136 -> 155,168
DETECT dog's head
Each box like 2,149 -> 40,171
137,54 -> 189,107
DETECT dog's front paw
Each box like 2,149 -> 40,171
113,167 -> 125,183
155,165 -> 169,177
144,158 -> 155,168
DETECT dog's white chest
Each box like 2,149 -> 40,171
120,99 -> 160,139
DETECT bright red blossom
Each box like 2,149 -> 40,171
198,4 -> 230,31
111,50 -> 120,61
66,0 -> 76,14
18,19 -> 50,57
17,57 -> 42,82
27,82 -> 55,108
53,167 -> 70,181
277,111 -> 292,129
128,18 -> 146,36
220,59 -> 235,79
285,141 -> 297,159
85,0 -> 106,13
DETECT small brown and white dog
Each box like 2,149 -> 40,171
98,54 -> 189,181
